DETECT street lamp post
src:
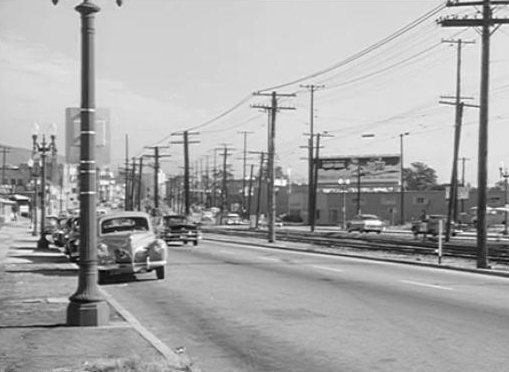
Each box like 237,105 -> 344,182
499,162 -> 509,236
32,124 -> 57,250
338,178 -> 350,230
400,132 -> 409,226
52,0 -> 122,326
27,158 -> 38,236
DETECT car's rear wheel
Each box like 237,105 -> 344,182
156,266 -> 165,280
193,240 -> 198,246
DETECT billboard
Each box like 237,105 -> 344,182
65,107 -> 111,166
316,155 -> 401,187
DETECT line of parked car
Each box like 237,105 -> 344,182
43,211 -> 202,282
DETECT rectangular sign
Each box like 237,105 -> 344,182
316,155 -> 401,187
65,107 -> 111,166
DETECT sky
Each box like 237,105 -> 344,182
2,0 -> 509,186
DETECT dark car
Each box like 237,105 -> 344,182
159,215 -> 201,246
64,217 -> 81,262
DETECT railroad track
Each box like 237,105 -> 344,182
203,227 -> 509,264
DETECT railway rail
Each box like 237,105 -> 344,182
202,227 -> 509,265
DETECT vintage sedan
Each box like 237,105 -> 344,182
96,212 -> 168,280
346,214 -> 385,234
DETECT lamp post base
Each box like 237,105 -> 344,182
37,237 -> 49,249
67,300 -> 109,326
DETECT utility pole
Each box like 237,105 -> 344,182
249,151 -> 266,230
144,145 -> 170,211
217,144 -> 234,214
247,163 -> 254,217
171,131 -> 199,216
252,91 -> 295,242
137,156 -> 144,211
439,38 -> 475,241
459,157 -> 470,213
124,134 -> 130,210
310,132 -> 333,232
238,130 -> 253,216
439,1 -> 509,267
301,84 -> 324,229
0,146 -> 10,188
130,157 -> 136,211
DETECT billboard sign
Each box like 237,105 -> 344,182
65,107 -> 111,166
317,155 -> 401,187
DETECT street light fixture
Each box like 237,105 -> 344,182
338,178 -> 350,230
400,132 -> 410,226
52,0 -> 122,326
31,123 -> 57,250
499,162 -> 509,236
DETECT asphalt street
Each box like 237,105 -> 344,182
102,239 -> 509,372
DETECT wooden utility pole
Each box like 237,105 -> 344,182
252,91 -> 295,242
137,156 -> 144,211
249,151 -> 266,230
217,144 -> 234,214
300,84 -> 324,229
310,132 -> 333,232
247,163 -> 254,217
440,38 -> 475,241
238,130 -> 253,215
144,145 -> 170,211
124,134 -> 130,210
439,0 -> 509,267
171,131 -> 199,216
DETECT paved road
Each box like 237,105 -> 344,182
103,240 -> 509,372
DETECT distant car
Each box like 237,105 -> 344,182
96,212 -> 168,280
346,214 -> 385,234
159,214 -> 201,246
222,213 -> 242,225
64,217 -> 81,262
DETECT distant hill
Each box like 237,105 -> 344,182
0,143 -> 65,167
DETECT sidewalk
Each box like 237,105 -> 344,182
0,222 -> 188,372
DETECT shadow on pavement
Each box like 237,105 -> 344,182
5,268 -> 77,277
7,254 -> 70,264
0,323 -> 68,329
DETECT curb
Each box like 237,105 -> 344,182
205,235 -> 509,279
98,288 -> 187,369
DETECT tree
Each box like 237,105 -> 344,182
403,162 -> 438,191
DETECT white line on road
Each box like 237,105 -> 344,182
312,265 -> 343,273
400,280 -> 454,291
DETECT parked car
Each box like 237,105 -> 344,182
346,214 -> 385,233
96,212 -> 167,280
159,214 -> 201,246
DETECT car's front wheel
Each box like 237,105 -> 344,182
156,266 -> 165,280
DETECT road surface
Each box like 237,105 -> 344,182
103,239 -> 509,372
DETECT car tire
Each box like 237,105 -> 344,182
193,240 -> 198,246
156,266 -> 165,280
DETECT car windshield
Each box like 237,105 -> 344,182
163,216 -> 187,226
101,217 -> 149,234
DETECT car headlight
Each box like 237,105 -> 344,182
97,242 -> 108,256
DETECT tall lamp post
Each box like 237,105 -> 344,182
399,132 -> 409,226
27,158 -> 39,236
338,178 -> 350,230
499,162 -> 509,236
32,123 -> 57,250
52,0 -> 122,326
